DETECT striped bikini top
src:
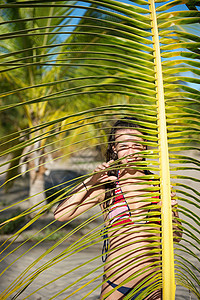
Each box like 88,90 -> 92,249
108,176 -> 160,227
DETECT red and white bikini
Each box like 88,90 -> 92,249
108,180 -> 133,226
108,175 -> 160,227
102,172 -> 160,261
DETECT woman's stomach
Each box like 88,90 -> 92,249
104,224 -> 161,287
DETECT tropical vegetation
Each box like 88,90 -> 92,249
0,0 -> 199,299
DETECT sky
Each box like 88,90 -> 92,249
59,0 -> 199,90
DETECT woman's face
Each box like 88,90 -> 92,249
113,129 -> 145,166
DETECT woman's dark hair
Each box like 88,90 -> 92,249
104,117 -> 146,209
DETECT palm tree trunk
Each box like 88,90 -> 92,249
28,144 -> 46,215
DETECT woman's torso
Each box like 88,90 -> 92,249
100,176 -> 161,287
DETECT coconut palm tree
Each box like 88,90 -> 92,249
0,0 -> 94,210
0,0 -> 199,299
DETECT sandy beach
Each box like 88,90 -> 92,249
0,151 -> 199,299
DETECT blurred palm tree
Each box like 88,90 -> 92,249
0,0 -> 93,209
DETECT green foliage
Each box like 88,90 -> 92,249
0,0 -> 199,299
0,208 -> 26,234
29,227 -> 67,242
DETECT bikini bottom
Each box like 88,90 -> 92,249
106,279 -> 151,299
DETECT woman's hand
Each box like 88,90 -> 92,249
157,186 -> 177,207
87,160 -> 118,187
171,188 -> 178,207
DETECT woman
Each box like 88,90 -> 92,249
54,118 -> 181,300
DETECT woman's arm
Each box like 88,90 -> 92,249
157,188 -> 183,243
172,204 -> 183,243
54,178 -> 104,221
54,160 -> 117,222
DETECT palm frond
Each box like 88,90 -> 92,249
0,0 -> 199,299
